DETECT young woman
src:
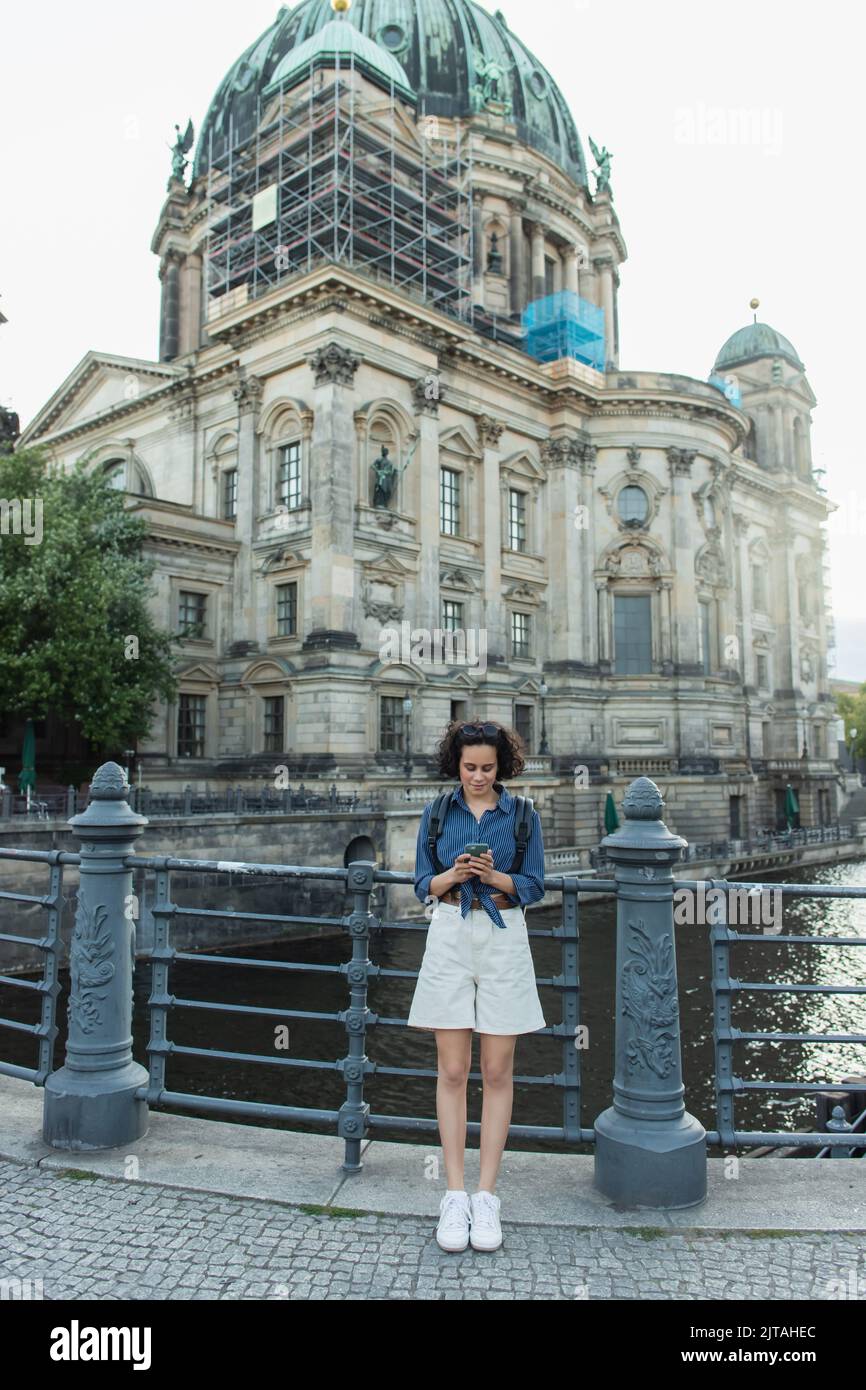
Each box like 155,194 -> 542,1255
408,718 -> 547,1253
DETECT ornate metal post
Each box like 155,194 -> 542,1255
594,777 -> 707,1207
43,763 -> 149,1150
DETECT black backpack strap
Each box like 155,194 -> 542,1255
427,789 -> 454,875
509,795 -> 534,873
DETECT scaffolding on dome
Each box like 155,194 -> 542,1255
522,289 -> 605,371
204,52 -> 474,326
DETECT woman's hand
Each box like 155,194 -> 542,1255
466,850 -> 496,884
449,853 -> 476,884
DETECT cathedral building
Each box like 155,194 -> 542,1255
20,0 -> 838,848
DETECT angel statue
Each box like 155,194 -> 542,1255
168,120 -> 194,187
588,136 -> 613,196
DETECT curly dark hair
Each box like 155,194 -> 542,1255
435,718 -> 526,781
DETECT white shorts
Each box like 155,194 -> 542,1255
407,902 -> 547,1036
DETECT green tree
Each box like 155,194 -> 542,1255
836,685 -> 866,762
0,446 -> 178,753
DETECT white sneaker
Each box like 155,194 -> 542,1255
436,1191 -> 471,1252
469,1190 -> 502,1251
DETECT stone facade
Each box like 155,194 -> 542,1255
19,18 -> 838,853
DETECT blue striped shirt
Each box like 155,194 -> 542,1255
414,782 -> 546,928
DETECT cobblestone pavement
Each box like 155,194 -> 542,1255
0,1160 -> 861,1301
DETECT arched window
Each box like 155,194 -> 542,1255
103,459 -> 126,490
100,456 -> 151,496
617,484 -> 649,527
744,418 -> 758,462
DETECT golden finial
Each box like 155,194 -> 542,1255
750,296 -> 760,322
331,0 -> 351,11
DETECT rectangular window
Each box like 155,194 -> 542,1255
729,794 -> 743,840
440,468 -> 460,535
222,469 -> 238,521
756,653 -> 769,690
614,594 -> 652,674
511,611 -> 531,659
508,489 -> 527,551
699,601 -> 711,674
450,699 -> 467,725
514,703 -> 533,753
178,591 -> 207,639
379,696 -> 405,753
263,696 -> 284,753
277,442 -> 301,509
275,582 -> 298,637
751,564 -> 766,611
177,694 -> 206,758
442,600 -> 463,631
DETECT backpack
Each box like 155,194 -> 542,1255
426,785 -> 534,876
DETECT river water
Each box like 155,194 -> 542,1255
1,858 -> 864,1153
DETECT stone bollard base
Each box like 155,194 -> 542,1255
593,1107 -> 707,1209
42,1061 -> 149,1152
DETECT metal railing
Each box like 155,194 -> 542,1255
0,784 -> 375,821
0,762 -> 864,1207
590,822 -> 853,869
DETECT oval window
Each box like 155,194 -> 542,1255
378,23 -> 407,51
529,70 -> 548,99
617,484 -> 649,525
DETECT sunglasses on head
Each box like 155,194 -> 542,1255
458,722 -> 499,740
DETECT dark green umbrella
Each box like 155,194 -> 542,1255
604,791 -> 620,834
784,783 -> 799,830
17,718 -> 36,795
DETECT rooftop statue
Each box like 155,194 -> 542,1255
169,120 -> 195,187
470,50 -> 512,116
588,136 -> 613,195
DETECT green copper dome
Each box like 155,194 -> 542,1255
194,0 -> 587,184
263,17 -> 415,102
714,321 -> 804,372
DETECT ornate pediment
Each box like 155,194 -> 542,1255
695,541 -> 727,587
440,566 -> 478,593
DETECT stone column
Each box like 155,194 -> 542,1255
773,517 -> 797,693
564,245 -> 579,295
231,370 -> 264,647
733,514 -> 752,684
508,199 -> 525,316
305,344 -> 362,648
478,415 -> 506,664
659,579 -> 673,672
530,222 -> 546,301
596,577 -> 611,670
179,252 -> 203,356
541,437 -> 583,665
594,258 -> 616,369
472,202 -> 484,304
158,251 -> 182,362
412,375 -> 444,635
43,763 -> 149,1150
666,448 -> 698,671
580,445 -> 598,664
594,777 -> 706,1207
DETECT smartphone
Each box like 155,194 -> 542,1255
464,843 -> 489,857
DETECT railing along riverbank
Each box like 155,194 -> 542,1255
0,763 -> 865,1209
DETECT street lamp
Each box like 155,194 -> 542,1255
403,695 -> 413,782
539,679 -> 549,755
850,726 -> 859,774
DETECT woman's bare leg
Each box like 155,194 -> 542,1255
478,1033 -> 517,1193
434,1029 -> 473,1189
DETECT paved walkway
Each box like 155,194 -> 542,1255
1,1076 -> 864,1301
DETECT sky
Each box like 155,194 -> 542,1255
1,0 -> 863,680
